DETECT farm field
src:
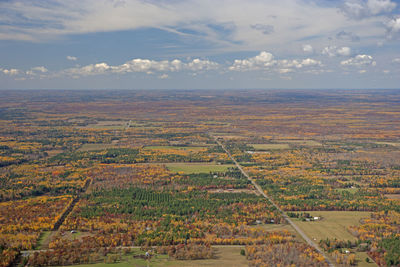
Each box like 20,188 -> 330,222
143,146 -> 208,151
279,140 -> 322,146
1,89 -> 400,267
250,143 -> 290,150
66,246 -> 247,267
292,211 -> 371,241
164,163 -> 235,174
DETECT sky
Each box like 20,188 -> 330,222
0,0 -> 400,90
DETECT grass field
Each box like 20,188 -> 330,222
374,142 -> 400,147
281,140 -> 322,146
250,144 -> 290,150
35,231 -> 52,250
165,163 -> 235,174
354,252 -> 378,267
143,146 -> 207,152
61,247 -> 247,267
335,187 -> 359,194
385,194 -> 400,200
293,211 -> 371,241
251,223 -> 295,233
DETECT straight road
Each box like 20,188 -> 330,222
211,135 -> 335,267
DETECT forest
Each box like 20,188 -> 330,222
0,89 -> 399,267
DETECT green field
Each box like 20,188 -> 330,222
293,211 -> 371,241
251,223 -> 295,233
280,140 -> 322,146
61,246 -> 247,267
250,144 -> 290,150
143,146 -> 206,151
35,231 -> 52,250
335,187 -> 359,194
165,163 -> 235,174
354,252 -> 378,267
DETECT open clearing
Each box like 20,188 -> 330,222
165,163 -> 235,174
374,142 -> 400,147
280,140 -> 322,146
250,144 -> 290,150
335,187 -> 359,194
143,146 -> 207,152
385,194 -> 400,200
250,140 -> 321,150
293,211 -> 371,241
35,231 -> 52,250
354,252 -> 378,267
251,223 -> 295,233
63,246 -> 247,267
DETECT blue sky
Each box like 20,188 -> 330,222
0,0 -> 400,89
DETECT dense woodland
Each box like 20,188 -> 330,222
0,89 -> 400,267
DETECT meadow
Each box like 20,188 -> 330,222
164,163 -> 235,174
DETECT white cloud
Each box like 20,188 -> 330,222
2,68 -> 19,76
229,51 -> 275,71
385,17 -> 400,39
337,47 -> 352,56
341,54 -> 376,67
303,44 -> 314,53
229,51 -> 322,73
67,56 -> 78,61
322,46 -> 337,57
300,58 -> 322,66
32,66 -> 48,73
392,58 -> 400,63
367,0 -> 396,15
341,1 -> 366,19
341,0 -> 396,19
65,57 -> 219,76
158,74 -> 169,79
186,58 -> 219,71
278,68 -> 293,74
322,46 -> 351,57
0,0 -> 388,57
26,66 -> 48,76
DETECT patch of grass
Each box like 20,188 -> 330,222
354,252 -> 378,267
385,194 -> 400,200
143,146 -> 206,152
60,247 -> 248,267
165,246 -> 248,267
250,144 -> 290,150
35,231 -> 52,250
335,187 -> 359,194
281,140 -> 322,146
251,223 -> 295,233
165,163 -> 235,174
292,211 -> 371,241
